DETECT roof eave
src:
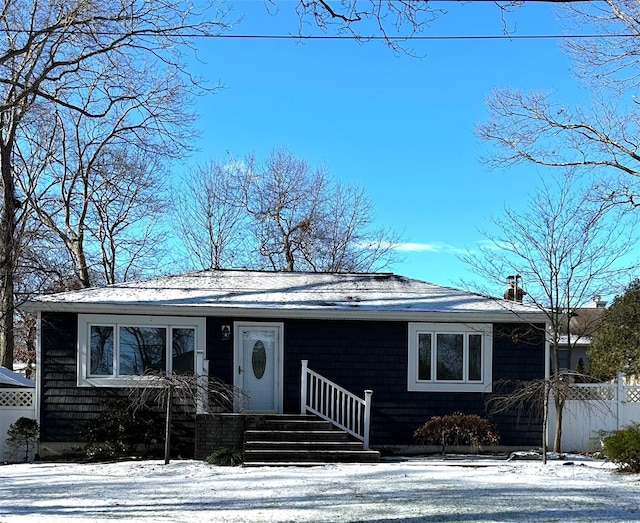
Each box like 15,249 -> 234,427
24,301 -> 549,324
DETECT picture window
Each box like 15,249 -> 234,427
408,323 -> 492,392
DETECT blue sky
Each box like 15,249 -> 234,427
179,1 -> 590,291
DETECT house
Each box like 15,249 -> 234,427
25,269 -> 549,459
557,296 -> 607,372
0,366 -> 36,461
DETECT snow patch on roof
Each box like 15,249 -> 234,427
26,269 -> 541,316
0,366 -> 35,388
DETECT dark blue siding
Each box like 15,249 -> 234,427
206,317 -> 234,384
204,318 -> 545,447
277,319 -> 545,447
40,311 -> 544,450
39,312 -> 195,455
39,312 -> 93,442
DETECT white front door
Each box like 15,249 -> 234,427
234,322 -> 283,412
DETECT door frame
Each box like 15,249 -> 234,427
233,321 -> 284,413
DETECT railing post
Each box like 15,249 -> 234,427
363,389 -> 372,450
301,360 -> 309,415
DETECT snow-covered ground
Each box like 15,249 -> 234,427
0,456 -> 639,522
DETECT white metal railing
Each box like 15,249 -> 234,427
300,359 -> 372,450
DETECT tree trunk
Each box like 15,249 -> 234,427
551,339 -> 564,452
71,238 -> 92,288
542,381 -> 549,465
553,393 -> 565,453
0,137 -> 16,369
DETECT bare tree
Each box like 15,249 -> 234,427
289,0 -> 444,52
0,0 -> 229,368
85,147 -> 171,284
489,370 -> 589,464
247,149 -> 402,272
128,373 -> 239,465
462,173 -> 638,451
304,180 -> 400,272
475,1 -> 640,450
176,149 -> 401,273
478,1 -> 640,208
245,149 -> 329,272
174,160 -> 247,270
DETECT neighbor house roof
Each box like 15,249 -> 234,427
0,366 -> 35,388
24,269 -> 547,322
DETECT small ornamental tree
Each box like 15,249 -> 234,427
6,417 -> 39,462
414,412 -> 499,455
127,373 -> 238,465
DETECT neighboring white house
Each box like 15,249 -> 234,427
0,366 -> 36,461
557,296 -> 607,371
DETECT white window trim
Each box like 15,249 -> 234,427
408,322 -> 493,393
78,314 -> 206,388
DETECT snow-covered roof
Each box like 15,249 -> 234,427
558,334 -> 592,347
0,366 -> 35,388
25,269 -> 546,322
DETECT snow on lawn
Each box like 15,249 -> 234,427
1,457 -> 639,522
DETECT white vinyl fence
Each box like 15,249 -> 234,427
549,375 -> 640,453
0,388 -> 36,461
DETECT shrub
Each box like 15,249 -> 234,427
206,447 -> 243,466
602,423 -> 640,473
6,417 -> 39,462
414,412 -> 500,454
81,398 -> 163,461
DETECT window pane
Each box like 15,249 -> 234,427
90,326 -> 114,375
558,349 -> 569,370
119,327 -> 166,375
436,333 -> 463,381
172,328 -> 195,374
418,333 -> 431,380
469,334 -> 482,381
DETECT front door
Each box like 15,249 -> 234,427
234,322 -> 283,412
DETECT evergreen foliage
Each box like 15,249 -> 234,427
5,417 -> 39,462
588,280 -> 640,381
206,447 -> 244,466
602,423 -> 640,473
81,398 -> 163,461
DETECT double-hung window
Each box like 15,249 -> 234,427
78,314 -> 206,387
408,323 -> 492,392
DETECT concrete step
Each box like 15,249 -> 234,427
244,449 -> 381,464
262,419 -> 335,431
244,429 -> 349,442
244,440 -> 364,451
243,414 -> 380,466
242,461 -> 333,468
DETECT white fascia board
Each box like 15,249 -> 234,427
28,301 -> 548,324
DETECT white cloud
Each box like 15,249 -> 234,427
388,241 -> 466,255
389,242 -> 442,252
